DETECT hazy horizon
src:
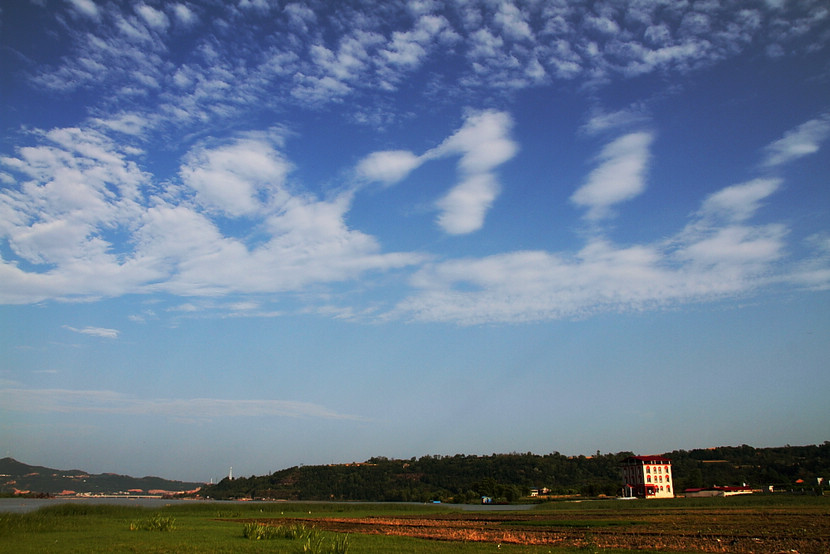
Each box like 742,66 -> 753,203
2,0 -> 829,483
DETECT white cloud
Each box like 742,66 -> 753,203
699,179 -> 781,222
63,326 -> 120,339
428,110 -> 518,174
136,4 -> 169,32
354,110 -> 517,235
179,137 -> 291,217
284,3 -> 316,32
435,173 -> 500,235
0,388 -> 363,420
392,173 -> 810,325
675,225 -> 786,270
581,107 -> 650,135
571,132 -> 654,220
396,242 -> 672,324
586,15 -> 620,36
0,129 -> 424,304
427,110 -> 518,234
92,113 -> 150,137
0,127 -> 147,275
355,150 -> 422,185
394,222 -> 791,325
494,3 -> 533,41
762,112 -> 830,167
28,1 -> 829,134
172,4 -> 197,26
66,0 -> 99,19
133,189 -> 423,298
787,233 -> 830,290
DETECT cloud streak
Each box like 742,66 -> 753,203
762,112 -> 830,167
63,326 -> 120,339
0,388 -> 364,421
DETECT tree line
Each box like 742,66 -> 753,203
199,442 -> 830,503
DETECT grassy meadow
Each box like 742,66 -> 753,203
1,495 -> 828,553
0,502 -> 556,553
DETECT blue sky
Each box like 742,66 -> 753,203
1,0 -> 828,483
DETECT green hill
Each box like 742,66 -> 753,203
200,442 -> 830,503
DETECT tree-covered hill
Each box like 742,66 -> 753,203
200,442 -> 830,502
0,458 -> 203,496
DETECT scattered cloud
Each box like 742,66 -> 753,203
1,3 -> 829,324
24,1 -> 829,127
0,129 -> 423,303
392,174 -> 801,325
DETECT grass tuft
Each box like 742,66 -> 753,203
129,513 -> 176,532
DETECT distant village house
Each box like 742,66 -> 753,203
621,455 -> 674,499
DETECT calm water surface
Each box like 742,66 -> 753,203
0,497 -> 534,514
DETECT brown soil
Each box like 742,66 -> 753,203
239,508 -> 830,553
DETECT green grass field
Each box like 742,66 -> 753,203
0,502 -> 579,553
2,495 -> 827,553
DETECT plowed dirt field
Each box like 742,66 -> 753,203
243,507 -> 830,553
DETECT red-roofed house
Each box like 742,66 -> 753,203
621,455 -> 674,499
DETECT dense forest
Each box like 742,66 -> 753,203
200,442 -> 830,503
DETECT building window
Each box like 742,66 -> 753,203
666,475 -> 670,482
646,466 -> 650,474
647,475 -> 651,483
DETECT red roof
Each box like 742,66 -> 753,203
623,455 -> 671,463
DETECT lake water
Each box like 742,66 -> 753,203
0,497 -> 535,514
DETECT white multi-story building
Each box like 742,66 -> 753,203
621,455 -> 674,499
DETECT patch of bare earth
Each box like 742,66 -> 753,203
240,508 -> 830,553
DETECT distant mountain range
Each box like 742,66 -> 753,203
0,458 -> 203,497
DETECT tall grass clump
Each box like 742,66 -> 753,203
0,513 -> 31,536
242,522 -> 279,540
300,530 -> 350,554
242,522 -> 349,552
0,508 -> 89,535
129,513 -> 175,532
